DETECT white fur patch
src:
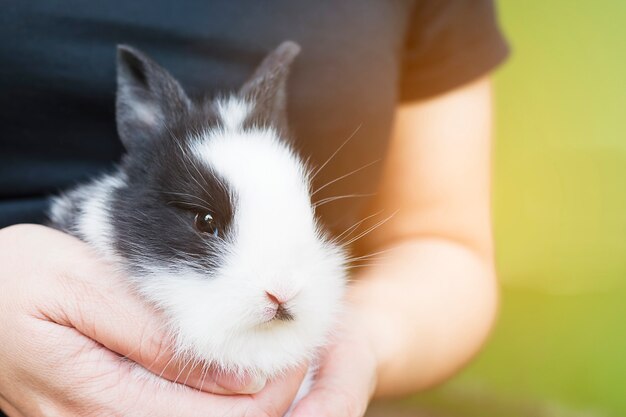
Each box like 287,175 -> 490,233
215,97 -> 251,131
78,174 -> 126,257
50,172 -> 126,259
132,97 -> 347,379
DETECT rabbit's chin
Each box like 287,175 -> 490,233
170,316 -> 324,379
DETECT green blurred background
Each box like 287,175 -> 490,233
370,1 -> 626,416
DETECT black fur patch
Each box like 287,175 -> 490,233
101,43 -> 298,276
111,103 -> 236,275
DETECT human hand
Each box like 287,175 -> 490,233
289,316 -> 379,417
0,224 -> 306,416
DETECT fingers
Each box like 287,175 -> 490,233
18,311 -> 298,417
251,364 -> 309,417
0,399 -> 27,417
0,225 -> 310,416
290,341 -> 377,417
110,360 -> 309,417
67,250 -> 262,394
14,225 -> 258,395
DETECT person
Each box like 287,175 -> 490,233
0,1 -> 509,416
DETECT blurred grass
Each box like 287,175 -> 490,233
398,1 -> 626,416
493,0 -> 626,294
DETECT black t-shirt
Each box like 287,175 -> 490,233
0,0 -> 509,233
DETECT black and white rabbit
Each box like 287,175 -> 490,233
48,42 -> 347,395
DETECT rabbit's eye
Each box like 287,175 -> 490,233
194,212 -> 219,237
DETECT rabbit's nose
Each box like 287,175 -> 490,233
265,291 -> 295,321
265,291 -> 288,306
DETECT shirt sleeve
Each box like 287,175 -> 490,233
399,0 -> 510,101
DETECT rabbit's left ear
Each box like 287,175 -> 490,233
239,41 -> 301,132
116,45 -> 191,150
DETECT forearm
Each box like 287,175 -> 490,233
348,237 -> 498,397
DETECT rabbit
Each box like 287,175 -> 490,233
47,41 -> 347,406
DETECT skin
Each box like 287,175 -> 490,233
0,76 -> 497,416
291,76 -> 498,415
0,224 -> 306,417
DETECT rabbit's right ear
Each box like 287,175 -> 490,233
116,45 -> 190,150
239,41 -> 301,132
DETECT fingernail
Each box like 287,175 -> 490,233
238,375 -> 267,394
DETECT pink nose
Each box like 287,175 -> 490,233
265,291 -> 296,322
265,291 -> 289,306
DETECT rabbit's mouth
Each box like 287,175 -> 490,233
259,304 -> 296,325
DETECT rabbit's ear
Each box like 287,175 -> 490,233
116,45 -> 190,150
239,41 -> 300,132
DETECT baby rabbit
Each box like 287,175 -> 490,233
48,42 -> 347,389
